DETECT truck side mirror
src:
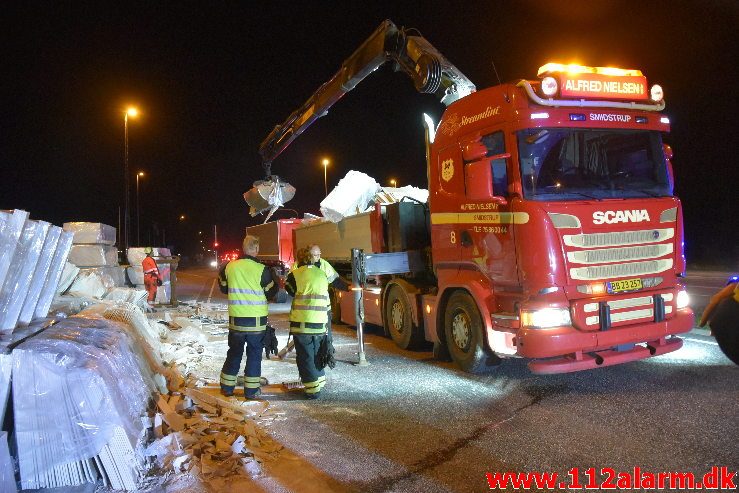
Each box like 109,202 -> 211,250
663,143 -> 673,160
663,144 -> 675,193
465,153 -> 510,201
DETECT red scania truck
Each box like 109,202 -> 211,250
254,20 -> 694,373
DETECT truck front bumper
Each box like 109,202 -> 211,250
517,308 -> 694,374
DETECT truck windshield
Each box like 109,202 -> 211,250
517,128 -> 671,201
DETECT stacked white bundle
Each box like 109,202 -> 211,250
13,313 -> 155,490
62,222 -> 116,245
0,432 -> 15,493
68,245 -> 119,267
0,355 -> 11,427
0,219 -> 48,331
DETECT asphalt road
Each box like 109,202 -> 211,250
174,266 -> 738,492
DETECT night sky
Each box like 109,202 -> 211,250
3,1 -> 737,266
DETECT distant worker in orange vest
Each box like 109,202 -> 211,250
142,247 -> 162,305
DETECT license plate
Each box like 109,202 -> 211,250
607,278 -> 643,294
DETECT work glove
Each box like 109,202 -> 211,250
315,334 -> 336,370
156,278 -> 163,286
264,324 -> 279,359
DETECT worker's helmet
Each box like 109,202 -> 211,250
144,247 -> 153,255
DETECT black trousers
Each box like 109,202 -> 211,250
220,330 -> 265,397
293,333 -> 326,395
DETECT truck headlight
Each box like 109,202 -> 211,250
521,308 -> 571,329
676,289 -> 690,309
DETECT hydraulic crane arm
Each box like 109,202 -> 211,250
258,19 -> 476,171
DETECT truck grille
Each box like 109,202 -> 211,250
563,228 -> 674,248
564,227 -> 675,281
567,243 -> 673,264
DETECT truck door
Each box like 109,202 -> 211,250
461,131 -> 518,284
431,144 -> 466,265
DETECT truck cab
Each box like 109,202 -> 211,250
425,63 -> 693,373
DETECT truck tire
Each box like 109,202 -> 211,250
710,297 -> 739,365
329,288 -> 342,324
385,285 -> 424,349
444,291 -> 500,373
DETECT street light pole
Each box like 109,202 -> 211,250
136,172 -> 144,246
322,158 -> 330,197
123,106 -> 138,253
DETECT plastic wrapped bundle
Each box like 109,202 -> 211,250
0,220 -> 49,332
13,313 -> 155,489
34,232 -> 74,319
17,226 -> 62,326
68,244 -> 118,267
320,170 -> 381,223
0,432 -> 15,493
62,222 -> 117,245
0,210 -> 30,289
0,355 -> 11,427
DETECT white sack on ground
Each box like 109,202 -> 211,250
18,226 -> 62,326
68,244 -> 118,267
0,210 -> 30,289
35,232 -> 74,318
320,170 -> 381,223
63,222 -> 117,245
0,220 -> 49,332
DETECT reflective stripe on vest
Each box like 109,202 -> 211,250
289,265 -> 329,328
225,259 -> 269,318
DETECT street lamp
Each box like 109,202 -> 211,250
136,171 -> 145,246
322,158 -> 330,197
390,179 -> 397,187
123,106 -> 139,253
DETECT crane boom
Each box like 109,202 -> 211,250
258,19 -> 476,170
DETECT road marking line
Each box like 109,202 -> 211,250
684,337 -> 718,346
207,278 -> 216,303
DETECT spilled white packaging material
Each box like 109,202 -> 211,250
35,232 -> 74,318
67,270 -> 108,299
68,244 -> 119,267
78,266 -> 126,288
63,222 -> 117,245
55,261 -> 79,295
320,170 -> 381,223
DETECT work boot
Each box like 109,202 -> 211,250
220,388 -> 234,397
244,389 -> 262,400
304,391 -> 321,400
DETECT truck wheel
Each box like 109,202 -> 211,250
329,288 -> 342,324
385,285 -> 423,349
711,297 -> 739,365
444,291 -> 500,373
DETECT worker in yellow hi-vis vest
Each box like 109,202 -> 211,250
285,247 -> 331,399
218,235 -> 278,399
